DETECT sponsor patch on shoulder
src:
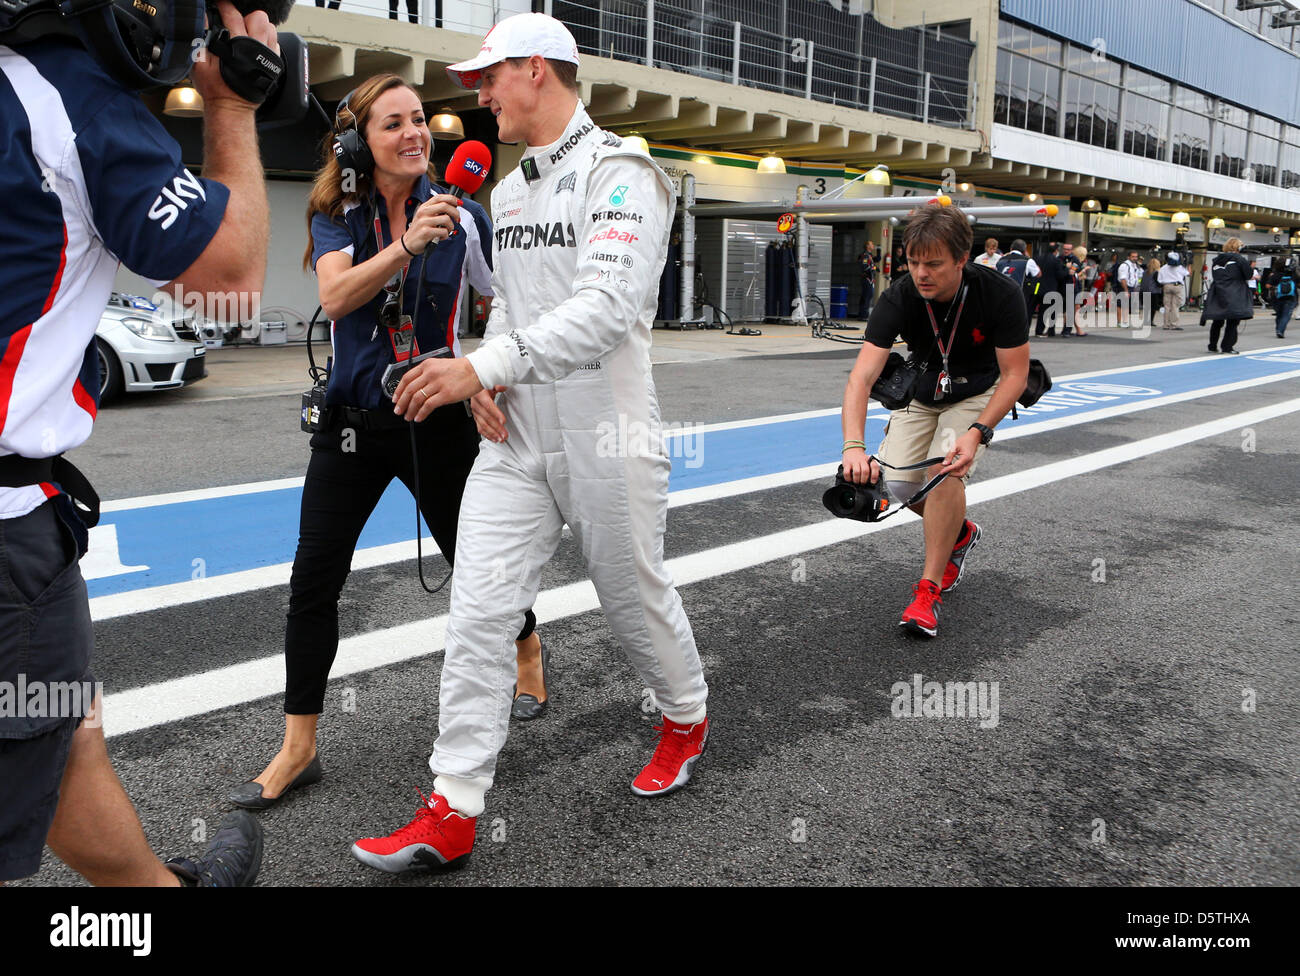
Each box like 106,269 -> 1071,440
556,172 -> 577,194
602,131 -> 623,147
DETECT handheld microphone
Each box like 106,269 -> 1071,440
443,140 -> 493,198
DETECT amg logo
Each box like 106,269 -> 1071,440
147,169 -> 207,230
496,222 -> 576,250
549,123 -> 594,164
132,0 -> 157,15
590,210 -> 643,223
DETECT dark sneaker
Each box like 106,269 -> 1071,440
940,520 -> 982,593
631,717 -> 709,797
351,791 -> 475,873
900,580 -> 942,638
164,811 -> 264,887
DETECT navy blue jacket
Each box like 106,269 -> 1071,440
310,175 -> 493,409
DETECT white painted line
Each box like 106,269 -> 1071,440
88,364 -> 1300,621
101,396 -> 1300,738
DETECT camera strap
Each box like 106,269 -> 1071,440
923,282 -> 968,400
872,455 -> 948,519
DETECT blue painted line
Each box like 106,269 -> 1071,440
86,350 -> 1300,598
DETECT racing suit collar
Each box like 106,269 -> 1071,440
519,102 -> 596,184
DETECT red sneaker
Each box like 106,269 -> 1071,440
940,520 -> 982,593
900,580 -> 942,637
632,717 -> 709,797
351,791 -> 475,873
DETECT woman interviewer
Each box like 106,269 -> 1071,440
230,73 -> 549,810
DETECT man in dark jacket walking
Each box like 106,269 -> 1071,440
1266,259 -> 1298,338
1204,239 -> 1254,353
1034,242 -> 1068,337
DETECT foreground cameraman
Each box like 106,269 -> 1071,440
0,0 -> 276,885
840,205 -> 1029,638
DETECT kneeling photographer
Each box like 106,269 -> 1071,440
230,73 -> 546,811
837,204 -> 1029,639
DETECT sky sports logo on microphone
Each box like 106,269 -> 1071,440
460,157 -> 485,177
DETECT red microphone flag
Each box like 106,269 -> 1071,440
444,141 -> 493,196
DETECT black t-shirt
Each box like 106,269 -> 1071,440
865,263 -> 1030,404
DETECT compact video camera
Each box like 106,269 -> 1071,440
822,464 -> 894,522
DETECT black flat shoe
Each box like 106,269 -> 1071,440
511,639 -> 550,722
229,754 -> 323,810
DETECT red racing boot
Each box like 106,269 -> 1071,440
632,717 -> 710,797
351,791 -> 475,872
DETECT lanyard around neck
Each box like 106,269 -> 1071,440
923,282 -> 968,395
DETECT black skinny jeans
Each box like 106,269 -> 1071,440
284,404 -> 533,715
1208,319 -> 1240,352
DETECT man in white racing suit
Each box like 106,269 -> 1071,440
351,12 -> 709,873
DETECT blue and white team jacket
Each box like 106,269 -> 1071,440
0,37 -> 228,518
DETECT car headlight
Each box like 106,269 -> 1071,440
121,317 -> 176,342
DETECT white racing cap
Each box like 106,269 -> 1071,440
446,13 -> 580,90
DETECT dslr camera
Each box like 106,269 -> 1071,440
822,464 -> 894,522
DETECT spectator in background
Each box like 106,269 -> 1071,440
1060,242 -> 1081,336
1117,250 -> 1143,327
1156,251 -> 1189,330
1034,241 -> 1067,337
1072,245 -> 1094,336
858,240 -> 877,320
1266,258 -> 1297,338
995,238 -> 1041,321
1140,257 -> 1163,332
891,244 -> 908,282
1250,260 -> 1262,305
390,0 -> 417,23
973,237 -> 1001,269
1204,238 -> 1253,354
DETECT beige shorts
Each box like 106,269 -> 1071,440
875,384 -> 997,484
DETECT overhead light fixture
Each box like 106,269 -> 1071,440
623,134 -> 650,154
691,154 -> 713,165
1242,221 -> 1255,231
958,182 -> 971,192
756,154 -> 786,175
1024,192 -> 1039,203
1172,211 -> 1191,224
428,108 -> 464,141
1273,226 -> 1283,234
864,164 -> 890,185
1082,198 -> 1102,212
1207,217 -> 1226,229
164,82 -> 204,118
1130,205 -> 1150,219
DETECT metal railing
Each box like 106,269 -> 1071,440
294,0 -> 977,129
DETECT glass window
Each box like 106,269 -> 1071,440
1282,141 -> 1300,189
994,49 -> 1011,125
1064,74 -> 1089,144
1125,67 -> 1170,101
1176,87 -> 1214,113
1250,134 -> 1279,185
1214,122 -> 1248,177
1254,115 -> 1281,139
1009,54 -> 1029,128
1172,108 -> 1210,170
1025,29 -> 1061,63
1093,82 -> 1119,149
1123,92 -> 1168,160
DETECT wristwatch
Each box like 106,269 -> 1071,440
969,423 -> 994,445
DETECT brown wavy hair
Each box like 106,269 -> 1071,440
302,73 -> 439,270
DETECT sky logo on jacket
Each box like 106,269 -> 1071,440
147,169 -> 207,230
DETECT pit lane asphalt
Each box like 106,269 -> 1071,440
21,321 -> 1299,886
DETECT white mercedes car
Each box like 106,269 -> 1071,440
95,293 -> 208,403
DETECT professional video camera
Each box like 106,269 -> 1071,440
0,0 -> 306,125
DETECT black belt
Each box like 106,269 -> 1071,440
332,404 -> 411,432
0,453 -> 100,527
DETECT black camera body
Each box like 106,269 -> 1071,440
822,465 -> 894,522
